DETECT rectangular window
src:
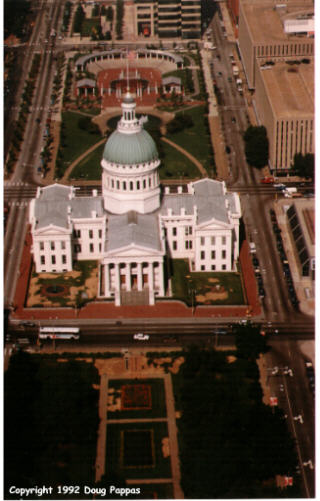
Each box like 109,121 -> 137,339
90,243 -> 94,253
201,265 -> 205,271
172,227 -> 177,236
185,240 -> 193,249
51,255 -> 56,265
61,241 -> 66,250
173,241 -> 177,250
201,250 -> 205,260
74,244 -> 81,253
40,255 -> 45,265
211,265 -> 216,271
50,241 -> 55,251
73,229 -> 81,238
200,237 -> 205,246
62,255 -> 67,264
211,237 -> 215,245
40,242 -> 44,250
99,229 -> 102,239
89,230 -> 93,239
222,236 -> 226,245
211,250 -> 216,259
99,243 -> 102,252
185,226 -> 192,236
222,250 -> 226,259
222,264 -> 226,270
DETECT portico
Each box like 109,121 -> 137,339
101,258 -> 165,305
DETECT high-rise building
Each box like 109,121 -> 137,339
134,0 -> 201,39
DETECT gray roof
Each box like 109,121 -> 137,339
75,49 -> 183,68
76,78 -> 96,88
34,185 -> 104,230
103,128 -> 158,165
162,76 -> 181,85
106,211 -> 161,252
161,179 -> 232,225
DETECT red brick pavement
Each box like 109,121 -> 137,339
10,230 -> 261,321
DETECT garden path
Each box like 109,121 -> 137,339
60,137 -> 106,183
95,373 -> 108,483
161,137 -> 206,177
93,355 -> 184,496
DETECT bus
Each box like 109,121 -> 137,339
39,327 -> 80,340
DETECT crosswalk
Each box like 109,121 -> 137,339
6,201 -> 30,207
4,181 -> 30,186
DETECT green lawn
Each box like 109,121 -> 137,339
165,106 -> 214,175
58,111 -> 103,166
159,140 -> 201,179
69,143 -> 104,180
81,17 -> 99,36
171,259 -> 245,305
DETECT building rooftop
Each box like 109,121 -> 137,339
161,179 -> 240,225
241,0 -> 314,45
258,60 -> 314,118
33,186 -> 105,230
106,212 -> 162,252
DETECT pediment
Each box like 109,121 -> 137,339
197,219 -> 231,231
105,243 -> 164,258
34,225 -> 71,236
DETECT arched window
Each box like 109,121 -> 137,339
116,180 -> 120,189
111,179 -> 114,188
130,181 -> 133,190
143,179 -> 146,189
123,181 -> 126,190
137,180 -> 140,190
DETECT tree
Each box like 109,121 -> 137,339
235,324 -> 269,360
73,3 -> 85,33
106,6 -> 114,22
292,152 -> 314,181
243,125 -> 269,168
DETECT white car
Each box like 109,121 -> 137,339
133,333 -> 149,341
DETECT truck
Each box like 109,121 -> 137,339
232,65 -> 239,76
249,242 -> 256,254
283,187 -> 298,197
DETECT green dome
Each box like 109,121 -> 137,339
103,129 -> 158,165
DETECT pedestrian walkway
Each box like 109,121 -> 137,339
93,354 -> 183,497
161,137 -> 207,177
60,138 -> 106,183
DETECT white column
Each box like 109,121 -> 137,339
104,263 -> 110,295
158,260 -> 165,296
137,263 -> 143,291
115,263 -> 121,292
148,262 -> 154,291
125,263 -> 131,291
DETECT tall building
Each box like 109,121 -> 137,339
238,0 -> 314,88
134,0 -> 201,39
29,93 -> 241,306
238,0 -> 314,171
254,60 -> 314,170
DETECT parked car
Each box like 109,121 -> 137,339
252,257 -> 259,267
261,177 -> 275,184
133,333 -> 149,341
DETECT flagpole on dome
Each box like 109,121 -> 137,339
126,46 -> 130,93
